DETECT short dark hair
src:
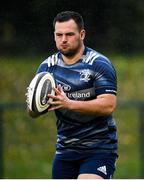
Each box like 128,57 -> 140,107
53,11 -> 84,31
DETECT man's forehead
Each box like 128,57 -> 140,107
55,20 -> 78,32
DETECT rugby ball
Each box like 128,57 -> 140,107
26,72 -> 56,113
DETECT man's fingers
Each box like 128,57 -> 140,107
57,84 -> 63,91
53,87 -> 60,94
54,85 -> 64,94
48,94 -> 59,100
48,105 -> 62,111
47,100 -> 61,105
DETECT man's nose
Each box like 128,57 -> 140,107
62,35 -> 67,42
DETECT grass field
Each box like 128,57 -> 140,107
0,54 -> 144,178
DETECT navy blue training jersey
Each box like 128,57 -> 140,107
37,47 -> 118,155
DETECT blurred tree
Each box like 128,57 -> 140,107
0,0 -> 143,55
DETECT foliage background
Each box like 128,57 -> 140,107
0,0 -> 144,178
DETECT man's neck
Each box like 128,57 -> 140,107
62,45 -> 85,65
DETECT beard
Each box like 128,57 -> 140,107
58,41 -> 82,58
60,48 -> 79,57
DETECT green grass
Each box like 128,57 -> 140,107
0,55 -> 144,178
110,54 -> 144,101
4,109 -> 56,178
114,108 -> 140,178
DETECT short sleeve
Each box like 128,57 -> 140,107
93,57 -> 117,96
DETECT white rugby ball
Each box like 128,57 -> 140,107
26,72 -> 56,113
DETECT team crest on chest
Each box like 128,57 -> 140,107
80,69 -> 91,82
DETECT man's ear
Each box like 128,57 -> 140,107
80,29 -> 86,40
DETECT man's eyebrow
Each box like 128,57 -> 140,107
55,32 -> 75,35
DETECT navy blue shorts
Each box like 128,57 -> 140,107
52,152 -> 118,179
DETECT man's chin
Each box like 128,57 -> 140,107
60,50 -> 72,57
60,49 -> 77,57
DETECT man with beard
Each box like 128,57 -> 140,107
27,11 -> 118,179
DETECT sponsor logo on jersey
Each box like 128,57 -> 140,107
67,92 -> 90,100
62,84 -> 71,91
58,83 -> 71,91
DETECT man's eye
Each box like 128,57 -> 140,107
67,33 -> 74,36
57,34 -> 62,37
